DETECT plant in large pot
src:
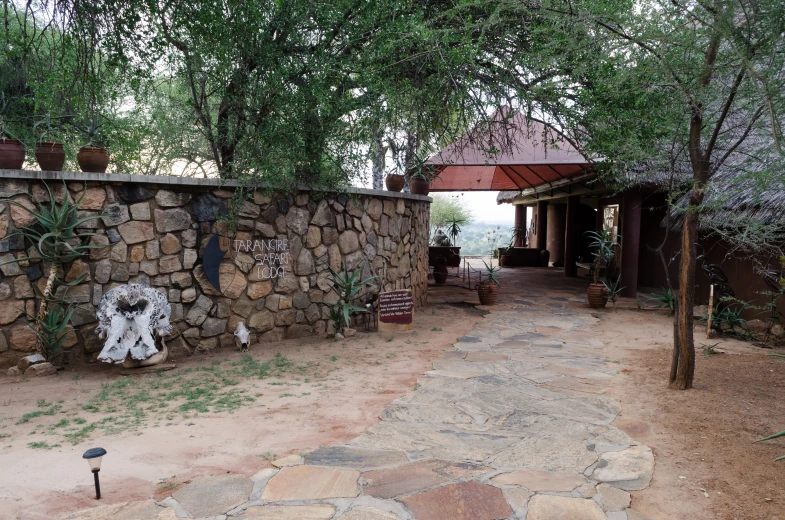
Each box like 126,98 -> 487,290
409,171 -> 431,195
34,114 -> 67,171
74,115 -> 110,173
0,93 -> 25,170
476,260 -> 501,305
586,229 -> 621,309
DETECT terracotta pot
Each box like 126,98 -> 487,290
410,177 -> 430,196
77,146 -> 110,173
498,251 -> 512,267
35,142 -> 65,171
587,283 -> 608,308
539,249 -> 550,267
385,174 -> 405,192
477,281 -> 499,306
0,138 -> 25,169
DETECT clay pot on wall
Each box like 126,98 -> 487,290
35,142 -> 65,171
0,138 -> 25,169
385,174 -> 405,192
77,146 -> 110,173
477,281 -> 499,305
410,177 -> 430,196
587,283 -> 608,308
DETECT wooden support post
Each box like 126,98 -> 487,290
706,285 -> 714,339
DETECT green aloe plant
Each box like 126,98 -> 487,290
1,182 -> 106,357
328,261 -> 376,333
756,429 -> 785,461
602,275 -> 625,308
482,259 -> 501,286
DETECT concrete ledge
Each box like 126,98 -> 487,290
0,169 -> 432,203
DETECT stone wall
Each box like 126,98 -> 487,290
0,171 -> 430,367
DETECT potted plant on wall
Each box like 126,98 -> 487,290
410,165 -> 438,196
34,114 -> 66,171
0,93 -> 25,170
74,114 -> 110,173
586,229 -> 621,308
385,172 -> 405,192
477,260 -> 501,305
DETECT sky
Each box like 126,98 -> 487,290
438,191 -> 516,225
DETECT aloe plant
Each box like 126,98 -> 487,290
602,275 -> 625,308
328,261 -> 376,332
756,429 -> 785,461
1,182 -> 106,357
586,229 -> 621,284
482,259 -> 501,286
30,301 -> 76,360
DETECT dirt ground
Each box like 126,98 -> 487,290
598,307 -> 785,520
0,302 -> 482,520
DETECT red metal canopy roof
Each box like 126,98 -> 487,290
426,107 -> 592,191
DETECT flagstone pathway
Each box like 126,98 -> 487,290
64,280 -> 655,520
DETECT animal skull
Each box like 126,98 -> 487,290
95,284 -> 172,364
234,322 -> 250,352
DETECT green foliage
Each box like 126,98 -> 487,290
327,261 -> 376,332
586,230 -> 620,284
654,288 -> 676,315
1,182 -> 106,359
430,195 -> 473,238
756,429 -> 785,461
602,276 -> 625,307
3,182 -> 104,267
30,302 -> 75,361
481,260 -> 501,286
709,300 -> 751,339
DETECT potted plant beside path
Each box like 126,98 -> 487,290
477,260 -> 501,305
586,230 -> 621,309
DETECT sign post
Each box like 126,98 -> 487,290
378,290 -> 414,332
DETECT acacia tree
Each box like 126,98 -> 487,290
528,0 -> 785,389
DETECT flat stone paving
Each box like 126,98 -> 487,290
62,269 -> 655,520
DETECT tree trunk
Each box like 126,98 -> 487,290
36,263 -> 58,357
370,129 -> 386,190
670,191 -> 701,389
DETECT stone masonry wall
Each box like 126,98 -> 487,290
0,171 -> 430,367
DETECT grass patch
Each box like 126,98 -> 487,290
16,405 -> 61,425
28,441 -> 61,450
17,353 -> 314,446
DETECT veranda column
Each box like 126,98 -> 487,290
546,204 -> 567,264
564,195 -> 579,277
514,205 -> 526,246
620,190 -> 642,298
535,200 -> 548,251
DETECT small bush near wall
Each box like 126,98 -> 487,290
0,173 -> 430,368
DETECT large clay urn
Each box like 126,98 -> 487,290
35,142 -> 66,171
0,138 -> 25,169
77,146 -> 110,173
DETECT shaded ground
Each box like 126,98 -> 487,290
597,306 -> 785,520
0,302 -> 482,520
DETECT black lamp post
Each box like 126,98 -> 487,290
82,447 -> 107,499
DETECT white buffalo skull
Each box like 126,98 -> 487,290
234,322 -> 251,352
